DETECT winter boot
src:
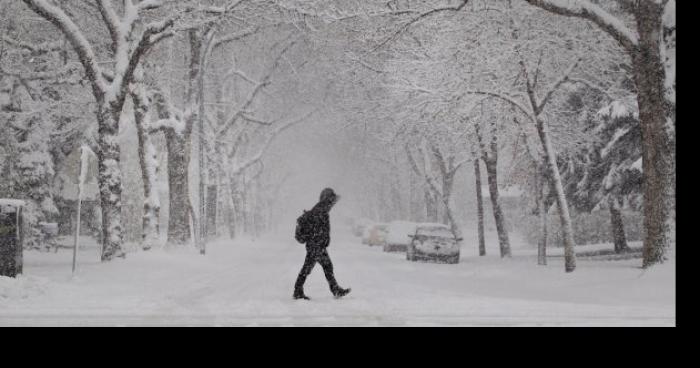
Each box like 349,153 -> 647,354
293,290 -> 311,300
333,287 -> 351,299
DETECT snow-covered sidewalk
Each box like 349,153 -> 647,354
0,233 -> 675,326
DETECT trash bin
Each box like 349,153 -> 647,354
0,199 -> 24,277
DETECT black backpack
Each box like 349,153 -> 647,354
295,210 -> 313,244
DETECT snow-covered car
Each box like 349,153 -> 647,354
407,223 -> 462,264
383,221 -> 418,253
361,223 -> 372,244
352,218 -> 373,237
367,223 -> 389,246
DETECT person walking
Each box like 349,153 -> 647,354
293,188 -> 351,300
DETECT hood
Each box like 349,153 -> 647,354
316,188 -> 339,212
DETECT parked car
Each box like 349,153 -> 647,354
367,223 -> 389,246
361,224 -> 372,244
407,223 -> 462,264
383,221 -> 418,253
352,218 -> 373,237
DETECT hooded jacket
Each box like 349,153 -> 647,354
305,188 -> 338,248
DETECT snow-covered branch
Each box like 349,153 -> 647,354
20,0 -> 106,94
217,38 -> 298,136
373,0 -> 470,51
0,62 -> 79,82
136,0 -> 163,11
241,114 -> 274,126
96,0 -> 120,49
462,90 -> 536,123
211,27 -> 259,50
0,36 -> 63,54
453,157 -> 471,172
204,0 -> 248,15
110,15 -> 177,103
229,109 -> 316,176
524,0 -> 638,51
217,79 -> 270,136
523,56 -> 581,115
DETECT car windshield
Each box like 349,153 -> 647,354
416,227 -> 453,239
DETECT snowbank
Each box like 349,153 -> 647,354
0,275 -> 49,301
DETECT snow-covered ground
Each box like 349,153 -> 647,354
0,230 -> 674,326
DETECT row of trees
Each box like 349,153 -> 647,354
317,0 -> 674,272
2,0 -> 332,258
1,0 -> 674,272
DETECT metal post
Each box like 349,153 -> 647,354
72,148 -> 85,275
72,194 -> 81,275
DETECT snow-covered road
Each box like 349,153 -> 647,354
0,232 -> 675,326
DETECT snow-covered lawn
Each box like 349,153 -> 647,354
0,232 -> 674,326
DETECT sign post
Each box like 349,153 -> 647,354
73,146 -> 92,276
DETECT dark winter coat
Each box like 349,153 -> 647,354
305,188 -> 339,249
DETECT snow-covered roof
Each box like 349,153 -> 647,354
0,199 -> 25,213
386,221 -> 419,245
0,199 -> 26,208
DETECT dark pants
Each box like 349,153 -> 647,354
294,246 -> 339,294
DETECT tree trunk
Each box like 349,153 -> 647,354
226,181 -> 238,239
206,184 -> 217,240
535,118 -> 576,272
241,180 -> 250,235
132,86 -> 160,250
608,196 -> 628,254
473,159 -> 486,256
483,157 -> 511,258
96,105 -> 125,261
390,180 -> 403,220
165,131 -> 192,246
231,180 -> 244,237
440,200 -> 450,226
633,3 -> 675,267
425,189 -> 439,222
442,195 -> 462,242
536,168 -> 547,265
